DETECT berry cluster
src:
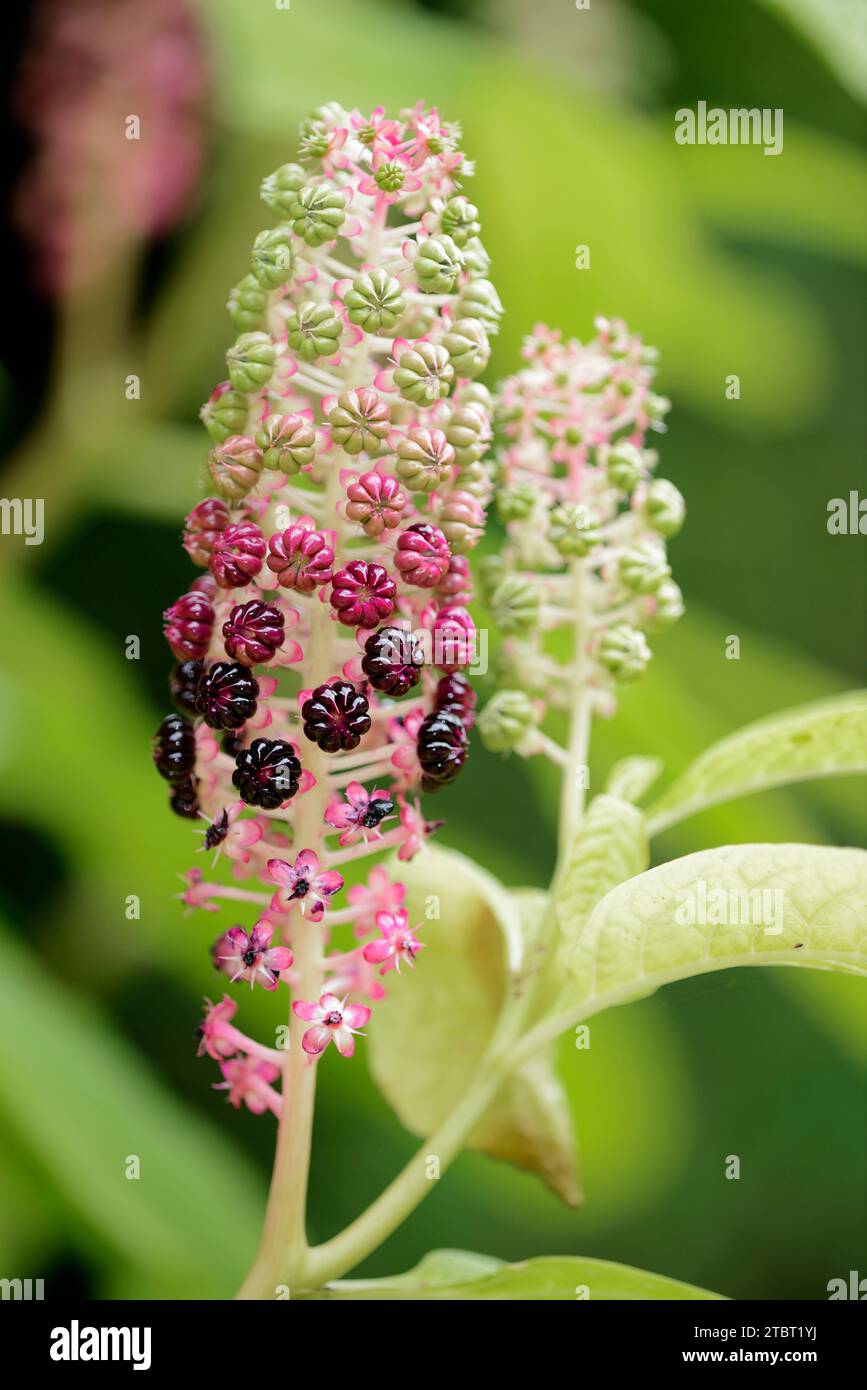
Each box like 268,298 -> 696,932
479,319 -> 684,758
153,103 -> 498,1112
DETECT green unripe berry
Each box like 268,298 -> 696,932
476,554 -> 507,602
200,385 -> 249,443
461,237 -> 491,277
250,226 -> 296,290
443,318 -> 490,379
414,235 -> 464,294
288,186 -> 347,247
606,441 -> 645,493
226,332 -> 276,394
457,279 -> 503,333
490,574 -> 541,635
618,541 -> 671,595
478,689 -> 537,754
645,578 -> 684,632
441,195 -> 481,248
254,413 -> 317,474
446,404 -> 489,466
344,269 -> 405,334
285,301 -> 342,363
496,482 -> 537,523
393,342 -> 454,406
599,623 -> 652,682
643,478 -> 685,538
549,503 -> 601,557
260,163 -> 306,216
228,274 -> 268,333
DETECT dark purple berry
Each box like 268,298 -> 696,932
416,710 -> 468,792
434,672 -> 477,727
169,775 -> 200,818
223,599 -> 285,666
232,738 -> 302,809
196,661 -> 259,731
361,626 -> 423,697
203,808 -> 229,849
169,659 -> 204,717
301,680 -> 371,753
221,731 -> 245,758
153,713 -> 196,783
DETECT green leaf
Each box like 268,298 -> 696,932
0,924 -> 263,1297
645,691 -> 867,836
605,756 -> 664,805
306,1248 -> 725,1300
368,846 -> 580,1201
562,844 -> 867,1016
757,0 -> 867,102
555,795 -> 649,953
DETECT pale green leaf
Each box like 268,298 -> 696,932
368,846 -> 580,1200
0,925 -> 262,1297
605,755 -> 664,804
757,0 -> 867,102
307,1249 -> 724,1301
555,794 -> 649,952
646,691 -> 867,836
563,844 -> 867,1017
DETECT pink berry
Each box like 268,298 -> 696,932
267,517 -> 334,592
432,604 -> 475,672
395,522 -> 451,588
330,560 -> 397,628
344,471 -> 407,537
163,590 -> 215,661
435,554 -> 471,604
183,497 -> 230,567
223,599 -> 285,665
209,520 -> 267,589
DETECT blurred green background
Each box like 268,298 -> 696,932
0,0 -> 864,1300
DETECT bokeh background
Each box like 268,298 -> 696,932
0,0 -> 864,1300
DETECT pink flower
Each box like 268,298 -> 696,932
398,796 -> 443,861
214,1056 -> 282,1115
196,995 -> 239,1059
267,849 -> 344,920
177,867 -> 220,914
292,992 -> 372,1058
363,908 -> 424,975
197,801 -> 263,866
323,947 -> 387,1003
347,864 -> 406,938
324,782 -> 395,846
350,106 -> 400,155
212,921 -> 294,991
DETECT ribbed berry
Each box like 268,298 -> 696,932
395,522 -> 451,588
183,497 -> 230,567
361,626 -> 423,697
169,775 -> 200,819
344,471 -> 407,537
416,710 -> 468,792
153,713 -> 196,783
221,731 -> 245,758
329,560 -> 397,628
267,517 -> 334,592
196,662 -> 259,731
209,520 -> 267,589
169,659 -> 204,717
434,672 -> 477,727
435,554 -> 472,605
232,738 -> 302,809
302,680 -> 371,753
223,600 -> 285,666
163,590 -> 214,662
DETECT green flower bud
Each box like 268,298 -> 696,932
549,502 -> 601,557
285,301 -> 343,363
227,274 -> 268,333
344,269 -> 406,335
254,413 -> 317,474
288,186 -> 347,247
490,574 -> 541,635
644,578 -> 684,633
461,237 -> 491,277
443,318 -> 490,379
646,392 -> 671,423
441,195 -> 481,247
496,481 -> 537,523
436,489 -> 485,553
643,478 -> 685,538
454,459 -> 492,499
414,235 -> 464,294
476,554 -> 506,602
457,279 -> 503,333
326,389 -> 390,456
394,342 -> 454,406
445,403 -> 490,466
208,436 -> 265,500
227,332 -> 276,394
395,427 -> 456,492
618,541 -> 671,595
606,441 -> 645,493
200,385 -> 249,443
478,689 -> 537,754
250,226 -> 296,290
260,163 -> 306,217
598,623 -> 652,682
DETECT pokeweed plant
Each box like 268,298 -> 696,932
153,102 -> 867,1302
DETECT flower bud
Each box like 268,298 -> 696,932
643,479 -> 685,538
255,413 -> 317,473
414,235 -> 463,294
443,318 -> 490,379
227,274 -> 268,333
490,574 -> 540,635
227,332 -> 276,394
200,382 -> 250,443
327,388 -> 390,456
598,623 -> 652,681
344,269 -> 405,334
250,225 -> 296,290
208,435 -> 265,500
286,300 -> 342,362
618,541 -> 671,595
478,689 -> 536,753
395,427 -> 455,492
394,342 -> 454,406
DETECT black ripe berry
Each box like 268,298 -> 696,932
169,659 -> 204,717
361,626 -> 423,697
232,738 -> 302,810
301,680 -> 371,753
416,710 -> 468,792
169,775 -> 200,818
434,672 -> 476,723
153,713 -> 196,783
196,661 -> 259,731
